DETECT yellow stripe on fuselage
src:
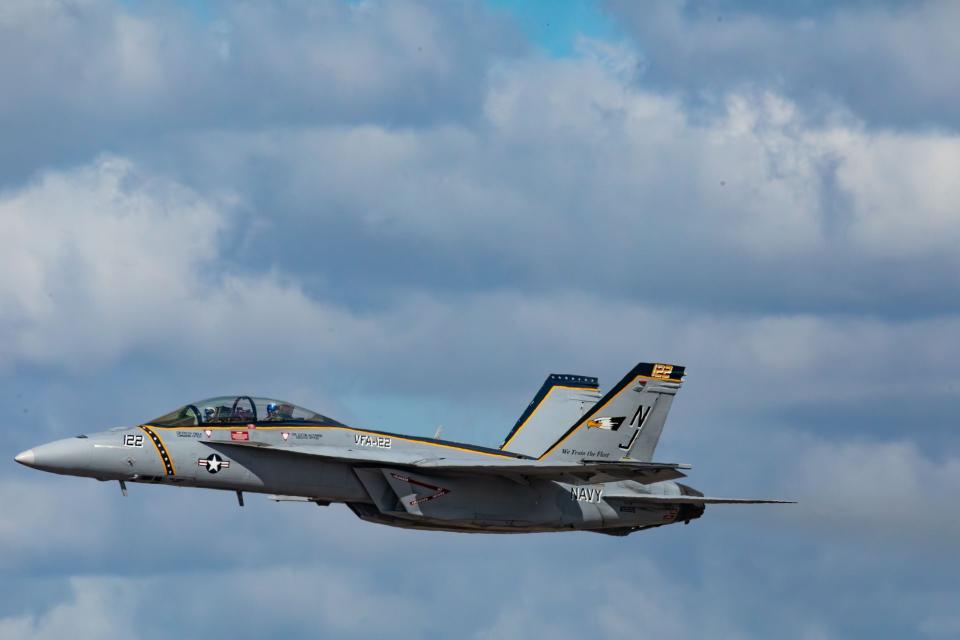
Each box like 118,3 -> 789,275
140,425 -> 176,475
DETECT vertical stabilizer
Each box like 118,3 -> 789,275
539,363 -> 685,462
500,374 -> 601,458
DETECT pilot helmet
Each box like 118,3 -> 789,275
203,407 -> 216,420
266,402 -> 278,415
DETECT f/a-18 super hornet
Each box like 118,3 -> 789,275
14,362 -> 790,535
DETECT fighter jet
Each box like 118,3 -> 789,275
14,362 -> 790,535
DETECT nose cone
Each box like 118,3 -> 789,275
13,438 -> 91,475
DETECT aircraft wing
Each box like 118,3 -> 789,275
206,440 -> 688,484
409,459 -> 689,484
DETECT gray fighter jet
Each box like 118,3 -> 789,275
14,362 -> 790,535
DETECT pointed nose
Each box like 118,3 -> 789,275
13,438 -> 91,475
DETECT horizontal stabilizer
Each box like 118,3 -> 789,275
616,495 -> 795,505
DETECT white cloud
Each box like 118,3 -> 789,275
222,565 -> 431,636
172,55 -> 960,289
783,438 -> 960,541
827,130 -> 960,255
0,577 -> 138,640
0,156 -> 227,370
3,155 -> 960,408
471,563 -> 691,640
4,1 -> 960,317
0,156 -> 392,375
0,566 -> 429,640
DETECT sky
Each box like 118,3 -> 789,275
1,1 -> 959,638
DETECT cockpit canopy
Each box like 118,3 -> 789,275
147,396 -> 344,427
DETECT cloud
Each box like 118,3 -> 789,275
473,562 -> 696,640
159,49 -> 960,317
0,156 -> 227,370
782,438 -> 960,542
0,155 -> 393,378
0,479 -> 118,573
2,157 -> 959,415
605,0 -> 960,129
0,0 -> 522,184
0,550 -> 843,640
5,1 -> 960,318
0,577 -> 138,640
0,566 -> 428,640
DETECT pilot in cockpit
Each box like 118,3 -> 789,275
265,402 -> 294,422
265,403 -> 281,421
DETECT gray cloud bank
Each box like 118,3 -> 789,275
607,0 -> 960,130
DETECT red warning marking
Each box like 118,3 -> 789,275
390,473 -> 450,506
